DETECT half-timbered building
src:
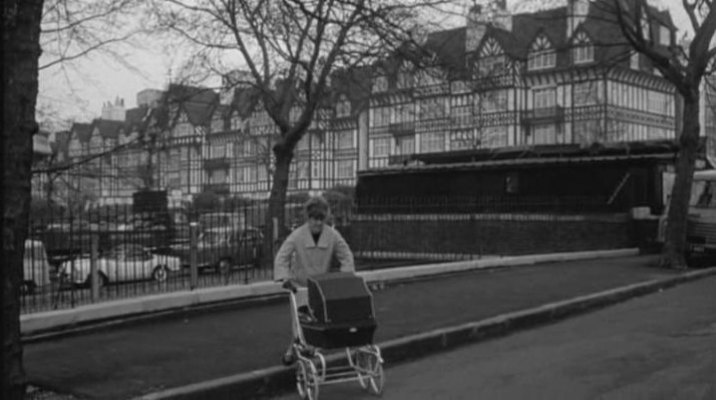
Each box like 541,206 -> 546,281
366,0 -> 678,168
49,0 -> 699,207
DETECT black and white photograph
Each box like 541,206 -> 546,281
3,0 -> 715,399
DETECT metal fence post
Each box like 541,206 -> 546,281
189,222 -> 198,290
90,234 -> 99,302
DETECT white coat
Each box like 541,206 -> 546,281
273,223 -> 355,285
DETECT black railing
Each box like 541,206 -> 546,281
21,195 -> 632,314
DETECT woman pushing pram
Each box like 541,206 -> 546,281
273,195 -> 356,365
274,196 -> 384,399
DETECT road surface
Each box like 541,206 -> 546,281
273,276 -> 716,400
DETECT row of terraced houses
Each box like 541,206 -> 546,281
34,0 -> 716,209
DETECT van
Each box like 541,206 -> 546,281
23,239 -> 52,294
660,169 -> 716,261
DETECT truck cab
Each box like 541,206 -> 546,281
660,169 -> 716,261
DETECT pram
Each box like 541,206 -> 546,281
284,272 -> 385,400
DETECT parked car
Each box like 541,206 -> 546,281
58,243 -> 182,288
198,212 -> 246,231
22,239 -> 52,294
169,227 -> 263,273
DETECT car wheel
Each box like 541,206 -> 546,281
218,258 -> 231,275
152,265 -> 169,282
20,281 -> 37,296
84,272 -> 108,289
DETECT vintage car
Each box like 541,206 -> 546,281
58,243 -> 182,287
22,239 -> 53,294
169,227 -> 263,273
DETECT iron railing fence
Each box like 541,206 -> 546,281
21,195 -> 628,314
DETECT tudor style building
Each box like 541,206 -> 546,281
366,0 -> 678,169
50,0 -> 713,207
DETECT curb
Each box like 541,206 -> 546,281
21,248 -> 638,337
134,266 -> 716,400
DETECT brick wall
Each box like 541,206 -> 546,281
346,213 -> 636,258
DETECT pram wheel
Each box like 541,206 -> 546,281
355,346 -> 384,396
296,358 -> 320,400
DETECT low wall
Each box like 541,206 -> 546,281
347,213 -> 636,257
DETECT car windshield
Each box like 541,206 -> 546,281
24,241 -> 47,261
199,214 -> 232,228
690,180 -> 716,208
107,244 -> 147,259
201,231 -> 228,245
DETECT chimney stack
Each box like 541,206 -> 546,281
465,3 -> 488,54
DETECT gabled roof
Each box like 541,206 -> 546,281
385,0 -> 676,78
124,106 -> 151,131
329,67 -> 372,117
231,86 -> 261,118
70,122 -> 92,143
166,84 -> 218,105
92,119 -> 124,140
425,27 -> 467,73
165,84 -> 220,126
487,27 -> 522,59
182,101 -> 217,126
512,7 -> 568,55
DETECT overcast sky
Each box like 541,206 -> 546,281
36,0 -> 690,129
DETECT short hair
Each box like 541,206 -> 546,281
304,195 -> 330,220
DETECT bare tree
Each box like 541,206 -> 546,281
607,0 -> 716,268
40,0 -> 144,70
5,2 -> 144,395
149,0 -> 449,262
3,2 -> 45,397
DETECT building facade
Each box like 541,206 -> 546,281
365,0 -> 678,169
46,0 -> 716,208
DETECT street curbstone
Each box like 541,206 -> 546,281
133,266 -> 716,400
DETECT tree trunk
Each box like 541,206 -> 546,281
3,1 -> 44,398
660,95 -> 701,269
264,144 -> 293,271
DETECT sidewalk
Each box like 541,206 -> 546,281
23,252 -> 716,400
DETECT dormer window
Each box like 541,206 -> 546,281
417,67 -> 446,87
572,31 -> 593,64
211,115 -> 224,133
528,35 -> 556,71
397,69 -> 413,89
630,52 -> 640,70
477,37 -> 506,76
336,95 -> 351,118
640,12 -> 650,39
230,111 -> 242,131
69,139 -> 82,157
372,76 -> 388,93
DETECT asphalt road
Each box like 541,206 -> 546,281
272,276 -> 716,400
26,255 -> 687,399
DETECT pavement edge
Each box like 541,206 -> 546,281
134,266 -> 716,400
21,249 -> 638,337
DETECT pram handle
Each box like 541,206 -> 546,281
278,279 -> 298,293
